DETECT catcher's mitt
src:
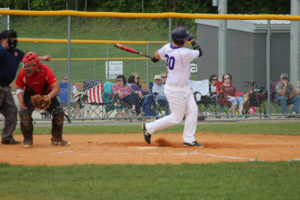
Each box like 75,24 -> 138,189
31,95 -> 51,110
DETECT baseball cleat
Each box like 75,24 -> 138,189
23,140 -> 33,148
51,139 -> 71,146
183,141 -> 203,147
1,138 -> 21,145
142,123 -> 151,144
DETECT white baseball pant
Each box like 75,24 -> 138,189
145,84 -> 198,143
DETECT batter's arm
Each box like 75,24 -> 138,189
190,39 -> 202,57
151,51 -> 161,63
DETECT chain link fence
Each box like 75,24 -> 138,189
1,13 -> 299,121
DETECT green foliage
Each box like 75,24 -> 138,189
0,162 -> 300,199
31,0 -> 51,10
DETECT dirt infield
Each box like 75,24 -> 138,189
1,132 -> 300,166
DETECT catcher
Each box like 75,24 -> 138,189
16,52 -> 70,147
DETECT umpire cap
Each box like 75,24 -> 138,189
0,29 -> 17,39
172,27 -> 192,42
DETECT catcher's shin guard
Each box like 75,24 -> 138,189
20,113 -> 33,142
51,113 -> 69,145
51,113 -> 64,141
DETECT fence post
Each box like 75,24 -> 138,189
266,20 -> 271,119
147,42 -> 149,83
218,0 -> 227,79
106,44 -> 110,81
34,43 -> 38,54
93,60 -> 96,80
67,16 -> 71,119
168,18 -> 172,42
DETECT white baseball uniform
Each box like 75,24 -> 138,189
145,43 -> 200,143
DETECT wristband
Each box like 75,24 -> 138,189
16,89 -> 24,95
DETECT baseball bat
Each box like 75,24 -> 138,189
114,43 -> 153,59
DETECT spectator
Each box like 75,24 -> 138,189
112,75 -> 142,115
16,52 -> 69,147
209,74 -> 218,97
59,74 -> 83,117
59,75 -> 80,100
160,72 -> 167,84
127,74 -> 149,98
275,73 -> 300,115
131,72 -> 142,88
0,29 -> 50,145
219,73 -> 244,116
152,75 -> 170,115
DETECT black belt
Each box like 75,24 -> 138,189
0,83 -> 9,87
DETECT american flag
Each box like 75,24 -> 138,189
85,82 -> 104,104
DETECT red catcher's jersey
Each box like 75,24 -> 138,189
16,64 -> 57,94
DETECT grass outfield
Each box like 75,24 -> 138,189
0,162 -> 300,199
1,122 -> 300,199
11,121 -> 300,135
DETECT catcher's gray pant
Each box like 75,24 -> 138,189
0,86 -> 18,141
145,84 -> 198,143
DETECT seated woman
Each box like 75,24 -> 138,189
201,74 -> 218,108
127,74 -> 150,98
111,75 -> 142,115
219,73 -> 244,116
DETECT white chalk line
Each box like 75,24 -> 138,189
291,158 -> 300,161
246,142 -> 300,145
57,150 -> 256,161
50,150 -> 74,155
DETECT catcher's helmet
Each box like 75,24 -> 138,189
172,27 -> 192,45
22,52 -> 40,78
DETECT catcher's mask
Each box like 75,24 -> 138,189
22,52 -> 40,78
172,27 -> 192,46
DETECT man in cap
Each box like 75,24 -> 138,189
276,73 -> 300,115
142,27 -> 203,147
0,29 -> 50,144
152,74 -> 169,115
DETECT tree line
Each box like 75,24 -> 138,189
0,0 -> 290,14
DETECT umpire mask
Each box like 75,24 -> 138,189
6,30 -> 18,51
8,38 -> 17,50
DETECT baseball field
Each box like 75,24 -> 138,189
0,121 -> 300,199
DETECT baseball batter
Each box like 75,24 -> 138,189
142,27 -> 203,147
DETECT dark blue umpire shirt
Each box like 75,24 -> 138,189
0,45 -> 24,86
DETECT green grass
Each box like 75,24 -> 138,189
2,122 -> 300,199
0,162 -> 300,200
11,121 -> 300,135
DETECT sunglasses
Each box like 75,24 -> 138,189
155,79 -> 161,81
161,76 -> 167,78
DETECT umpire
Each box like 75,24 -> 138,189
0,29 -> 23,144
